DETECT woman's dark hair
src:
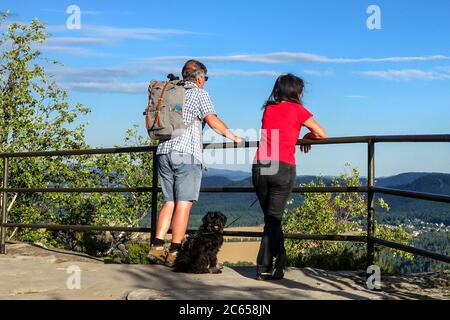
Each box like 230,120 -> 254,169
263,73 -> 305,108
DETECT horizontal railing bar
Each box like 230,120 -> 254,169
2,186 -> 369,194
283,234 -> 367,242
0,223 -> 366,241
2,135 -> 449,159
0,146 -> 156,158
201,186 -> 369,193
1,223 -> 151,232
4,187 -> 157,194
372,187 -> 450,204
372,134 -> 450,143
371,237 -> 450,264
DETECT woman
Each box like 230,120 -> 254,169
253,73 -> 326,280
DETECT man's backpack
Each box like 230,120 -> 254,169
144,74 -> 194,141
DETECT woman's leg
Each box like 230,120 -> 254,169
252,164 -> 273,277
265,162 -> 296,279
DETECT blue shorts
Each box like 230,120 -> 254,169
157,151 -> 202,202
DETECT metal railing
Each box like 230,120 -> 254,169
1,134 -> 449,267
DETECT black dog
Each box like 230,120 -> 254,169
173,211 -> 227,274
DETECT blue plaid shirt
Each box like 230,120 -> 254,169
156,81 -> 217,163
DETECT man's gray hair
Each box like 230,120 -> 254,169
182,59 -> 207,82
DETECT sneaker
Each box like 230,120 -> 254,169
147,245 -> 167,265
165,251 -> 178,268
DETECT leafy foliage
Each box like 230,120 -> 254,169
0,13 -> 158,255
283,164 -> 413,273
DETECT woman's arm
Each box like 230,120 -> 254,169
303,117 -> 327,139
299,117 -> 327,153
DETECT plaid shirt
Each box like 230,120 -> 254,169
156,81 -> 217,163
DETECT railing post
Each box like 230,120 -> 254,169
150,150 -> 158,245
0,157 -> 9,254
366,140 -> 375,268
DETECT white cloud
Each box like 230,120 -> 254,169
39,24 -> 198,56
358,69 -> 450,80
65,82 -> 148,94
45,37 -> 110,46
41,9 -> 103,16
47,24 -> 196,41
303,69 -> 334,76
40,45 -> 103,56
139,52 -> 450,64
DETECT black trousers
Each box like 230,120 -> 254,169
252,161 -> 296,273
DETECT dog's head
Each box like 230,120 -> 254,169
201,211 -> 227,233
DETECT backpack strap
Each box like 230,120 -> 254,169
145,82 -> 158,129
154,81 -> 171,128
147,81 -> 170,130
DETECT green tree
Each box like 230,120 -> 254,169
283,164 -> 413,273
1,12 -> 90,244
0,13 -> 158,256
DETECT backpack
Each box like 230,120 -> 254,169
144,74 -> 195,141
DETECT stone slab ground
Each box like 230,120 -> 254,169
0,242 -> 448,300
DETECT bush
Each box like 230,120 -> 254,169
284,164 -> 412,273
125,242 -> 149,264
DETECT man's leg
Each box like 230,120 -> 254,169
164,152 -> 201,267
171,201 -> 193,244
148,154 -> 174,264
155,201 -> 175,240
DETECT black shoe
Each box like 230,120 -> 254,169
272,251 -> 286,280
256,272 -> 273,281
272,268 -> 284,280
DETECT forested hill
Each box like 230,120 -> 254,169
192,171 -> 450,227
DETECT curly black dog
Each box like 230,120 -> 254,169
173,211 -> 227,274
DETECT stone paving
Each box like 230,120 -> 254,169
0,242 -> 447,300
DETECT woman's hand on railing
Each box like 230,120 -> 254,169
299,132 -> 316,153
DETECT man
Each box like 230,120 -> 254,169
148,59 -> 242,267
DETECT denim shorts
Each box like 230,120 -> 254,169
157,151 -> 203,202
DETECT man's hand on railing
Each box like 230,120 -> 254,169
233,136 -> 244,144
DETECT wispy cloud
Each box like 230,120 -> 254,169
40,45 -> 104,56
139,52 -> 450,64
65,82 -> 147,94
359,69 -> 450,80
39,24 -> 198,56
41,8 -> 135,16
49,65 -> 285,94
47,24 -> 196,41
45,37 -> 110,46
303,69 -> 334,76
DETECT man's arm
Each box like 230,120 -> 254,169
204,114 -> 242,143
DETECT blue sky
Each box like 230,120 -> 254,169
2,0 -> 450,177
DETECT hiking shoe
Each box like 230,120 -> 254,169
147,245 -> 167,265
165,251 -> 178,268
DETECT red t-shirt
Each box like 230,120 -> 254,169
254,102 -> 313,166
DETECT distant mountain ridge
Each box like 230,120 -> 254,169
201,170 -> 450,196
